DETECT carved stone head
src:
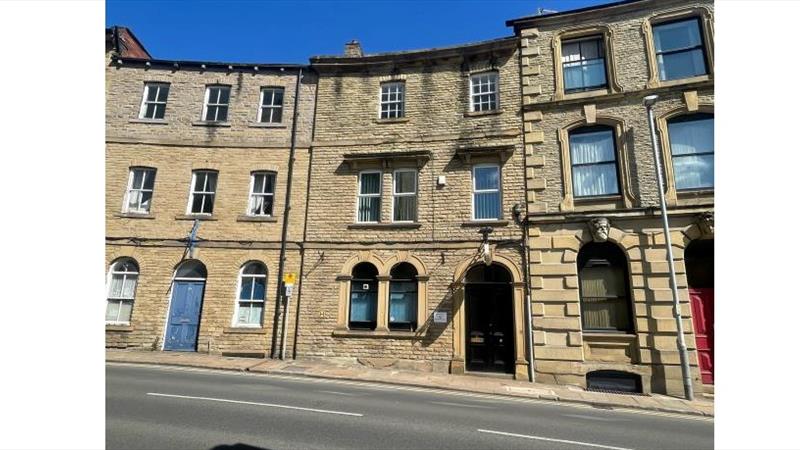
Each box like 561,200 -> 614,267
588,217 -> 610,243
697,211 -> 714,236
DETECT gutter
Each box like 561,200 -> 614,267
271,67 -> 304,359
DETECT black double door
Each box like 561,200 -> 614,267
465,283 -> 514,374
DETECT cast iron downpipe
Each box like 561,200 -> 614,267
271,67 -> 303,359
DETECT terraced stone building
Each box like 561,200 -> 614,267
508,0 -> 714,396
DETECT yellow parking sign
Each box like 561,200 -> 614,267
283,272 -> 297,285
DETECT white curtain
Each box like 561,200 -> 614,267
570,130 -> 619,196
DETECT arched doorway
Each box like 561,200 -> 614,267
464,264 -> 515,374
164,260 -> 207,351
686,239 -> 714,384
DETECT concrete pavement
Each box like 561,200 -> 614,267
106,349 -> 714,418
107,364 -> 714,450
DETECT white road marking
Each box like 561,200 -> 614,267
477,429 -> 634,450
146,392 -> 363,417
318,390 -> 358,396
429,400 -> 494,409
108,363 -> 712,423
562,413 -> 622,422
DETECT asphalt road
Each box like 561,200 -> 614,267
106,364 -> 713,450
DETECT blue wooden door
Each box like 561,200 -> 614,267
164,281 -> 205,351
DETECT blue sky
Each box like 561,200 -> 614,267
106,0 -> 615,63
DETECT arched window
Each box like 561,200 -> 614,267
106,258 -> 139,324
568,126 -> 620,198
235,262 -> 267,326
175,260 -> 207,279
578,242 -> 632,332
667,113 -> 714,190
389,263 -> 418,331
349,263 -> 378,330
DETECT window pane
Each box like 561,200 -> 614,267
389,291 -> 416,324
131,170 -> 145,189
205,173 -> 218,192
252,277 -> 266,300
474,192 -> 500,219
394,196 -> 416,222
570,130 -> 615,164
146,86 -> 158,102
658,49 -> 706,80
191,194 -> 204,213
243,263 -> 266,275
144,103 -> 157,119
263,173 -> 276,193
561,42 -> 581,61
271,108 -> 283,123
673,154 -> 714,190
121,274 -> 138,298
350,292 -> 377,323
582,297 -> 629,330
238,303 -> 251,323
109,274 -> 124,298
105,300 -> 120,322
653,19 -> 701,52
157,86 -> 169,102
395,171 -> 415,194
249,303 -> 263,325
202,194 -> 215,213
273,90 -> 284,105
240,277 -> 254,300
154,104 -> 166,119
218,88 -> 230,104
216,106 -> 228,122
360,173 -> 381,194
118,300 -> 133,323
581,266 -> 624,297
573,163 -> 619,197
205,105 -> 217,121
138,191 -> 152,212
142,170 -> 155,190
668,117 -> 713,155
358,196 -> 380,222
474,166 -> 499,190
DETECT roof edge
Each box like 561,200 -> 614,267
506,0 -> 648,27
112,56 -> 309,72
310,36 -> 517,66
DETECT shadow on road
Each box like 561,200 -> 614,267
211,444 -> 269,450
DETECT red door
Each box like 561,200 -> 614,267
690,288 -> 714,384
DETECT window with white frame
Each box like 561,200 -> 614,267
249,171 -> 276,216
203,85 -> 231,122
472,165 -> 501,220
380,82 -> 405,119
258,87 -> 284,123
357,171 -> 381,223
106,258 -> 139,324
139,82 -> 170,120
392,169 -> 416,222
124,167 -> 156,214
188,170 -> 218,215
470,72 -> 498,112
234,262 -> 267,326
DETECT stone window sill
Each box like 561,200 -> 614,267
677,188 -> 714,197
332,329 -> 419,339
106,324 -> 134,332
223,327 -> 267,335
560,88 -> 612,101
461,220 -> 508,227
129,118 -> 168,125
248,122 -> 287,128
374,117 -> 409,124
114,212 -> 155,220
582,332 -> 636,340
652,74 -> 711,89
175,214 -> 217,221
464,109 -> 503,118
192,121 -> 231,127
348,222 -> 421,229
237,215 -> 279,223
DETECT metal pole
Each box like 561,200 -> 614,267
280,293 -> 290,360
644,95 -> 694,401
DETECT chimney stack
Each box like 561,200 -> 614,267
344,40 -> 363,57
